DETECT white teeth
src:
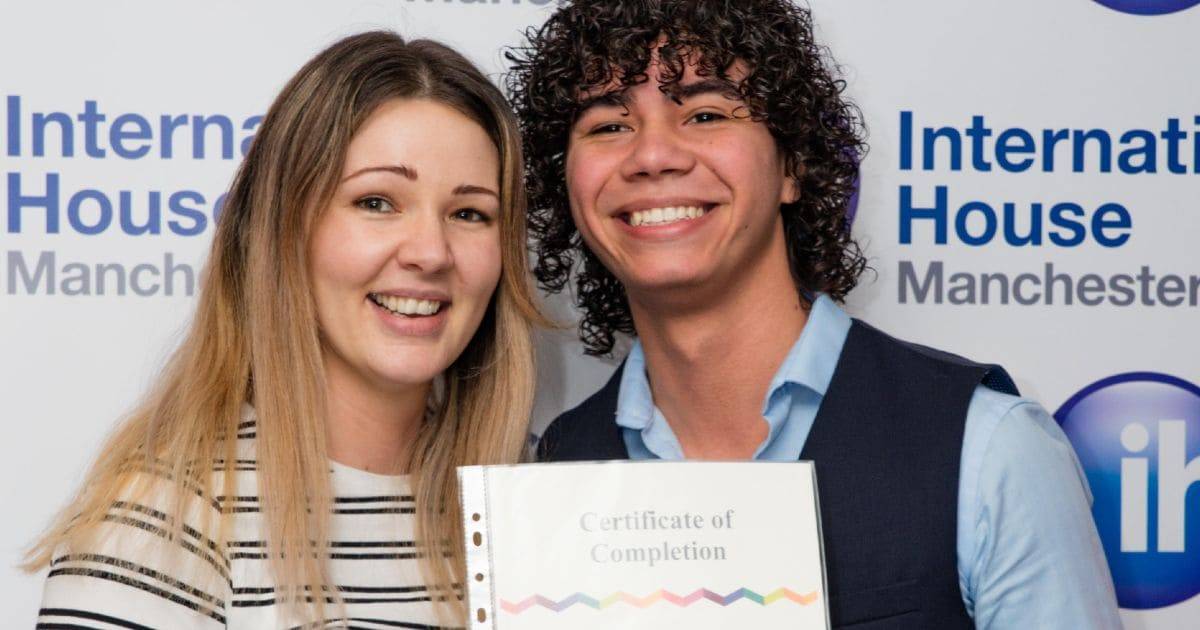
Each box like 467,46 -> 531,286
371,294 -> 442,316
628,205 -> 707,227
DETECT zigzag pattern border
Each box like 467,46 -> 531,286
500,587 -> 820,614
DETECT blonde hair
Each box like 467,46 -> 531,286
25,31 -> 544,625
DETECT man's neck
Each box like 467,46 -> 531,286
629,269 -> 809,460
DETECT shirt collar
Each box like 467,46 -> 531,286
615,339 -> 655,430
614,294 -> 852,431
767,293 -> 851,402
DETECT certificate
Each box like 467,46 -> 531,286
458,461 -> 829,629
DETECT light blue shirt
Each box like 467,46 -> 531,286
616,295 -> 1122,628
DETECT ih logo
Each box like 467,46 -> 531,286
846,174 -> 861,226
1056,373 -> 1200,609
1093,0 -> 1200,15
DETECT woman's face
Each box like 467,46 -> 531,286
309,98 -> 502,397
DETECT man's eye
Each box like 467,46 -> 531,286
690,111 -> 728,124
355,196 -> 395,213
588,122 -> 629,135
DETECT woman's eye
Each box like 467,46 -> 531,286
690,111 -> 728,124
454,208 -> 492,223
355,196 -> 395,213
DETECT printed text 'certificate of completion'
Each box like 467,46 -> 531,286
459,461 -> 829,629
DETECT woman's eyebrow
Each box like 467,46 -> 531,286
453,184 -> 499,198
341,164 -> 417,183
338,166 -> 495,198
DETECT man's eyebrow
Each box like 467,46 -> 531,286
575,90 -> 630,115
669,78 -> 743,102
575,79 -> 742,117
341,164 -> 417,183
573,78 -> 743,121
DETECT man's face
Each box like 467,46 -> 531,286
565,53 -> 797,305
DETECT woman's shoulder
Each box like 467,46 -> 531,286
217,403 -> 262,478
37,406 -> 263,622
49,438 -> 247,565
38,458 -> 236,628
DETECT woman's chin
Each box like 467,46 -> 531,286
371,364 -> 443,391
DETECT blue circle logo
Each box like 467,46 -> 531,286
1093,0 -> 1200,15
1056,373 -> 1200,609
846,174 -> 861,225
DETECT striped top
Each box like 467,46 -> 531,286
37,413 -> 455,630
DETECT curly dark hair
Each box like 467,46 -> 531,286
506,0 -> 868,356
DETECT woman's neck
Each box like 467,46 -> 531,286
322,358 -> 430,475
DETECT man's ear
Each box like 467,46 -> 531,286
780,175 -> 800,205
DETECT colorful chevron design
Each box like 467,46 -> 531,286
499,587 -> 820,615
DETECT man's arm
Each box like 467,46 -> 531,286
958,388 -> 1122,629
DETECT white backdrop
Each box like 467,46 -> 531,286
2,1 -> 1196,627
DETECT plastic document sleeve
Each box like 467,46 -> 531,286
459,460 -> 830,630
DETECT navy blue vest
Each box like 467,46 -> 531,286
538,319 -> 1018,629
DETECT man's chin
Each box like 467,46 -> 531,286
623,270 -> 720,305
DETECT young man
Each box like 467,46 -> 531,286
508,1 -> 1121,627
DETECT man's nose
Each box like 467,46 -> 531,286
620,120 -> 696,181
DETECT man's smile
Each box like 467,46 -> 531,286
626,205 -> 709,227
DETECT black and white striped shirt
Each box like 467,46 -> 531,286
38,414 -> 453,629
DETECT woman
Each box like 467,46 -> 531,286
25,31 -> 542,628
